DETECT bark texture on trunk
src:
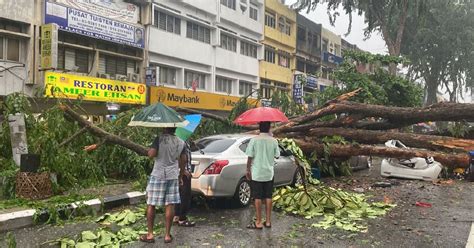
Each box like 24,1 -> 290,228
296,139 -> 470,168
291,127 -> 474,152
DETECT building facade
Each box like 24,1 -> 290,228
1,0 -> 150,115
320,27 -> 342,90
0,0 -> 38,97
147,0 -> 264,111
260,0 -> 296,100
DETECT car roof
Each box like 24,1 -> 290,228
199,133 -> 256,141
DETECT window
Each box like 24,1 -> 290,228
265,12 -> 275,28
185,70 -> 206,89
278,17 -> 291,35
0,38 -> 3,60
154,10 -> 180,35
240,41 -> 257,58
249,5 -> 258,21
278,53 -> 290,68
57,47 -> 89,73
98,55 -> 137,80
239,139 -> 250,153
264,47 -> 275,63
221,0 -> 236,10
260,79 -> 272,99
296,59 -> 305,72
297,26 -> 306,41
215,76 -> 232,94
0,37 -> 20,62
239,81 -> 254,96
220,33 -> 237,52
159,66 -> 176,85
322,39 -> 328,52
275,81 -> 289,94
186,22 -> 210,43
191,138 -> 236,154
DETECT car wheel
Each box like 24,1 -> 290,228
292,167 -> 305,186
234,178 -> 251,207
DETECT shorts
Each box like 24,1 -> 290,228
146,176 -> 180,206
251,180 -> 274,199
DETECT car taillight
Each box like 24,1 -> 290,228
203,160 -> 229,175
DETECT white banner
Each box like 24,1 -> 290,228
55,0 -> 139,24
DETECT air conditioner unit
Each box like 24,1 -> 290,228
116,74 -> 128,81
127,73 -> 140,82
99,73 -> 111,79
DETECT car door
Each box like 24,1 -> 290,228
274,146 -> 296,186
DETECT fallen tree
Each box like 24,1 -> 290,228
286,127 -> 474,152
296,139 -> 470,168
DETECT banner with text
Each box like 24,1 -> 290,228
40,23 -> 58,69
56,0 -> 140,24
45,1 -> 144,48
45,72 -> 147,105
149,86 -> 259,111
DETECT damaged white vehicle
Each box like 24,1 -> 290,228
381,140 -> 443,181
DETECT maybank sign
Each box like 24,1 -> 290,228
45,72 -> 147,105
150,86 -> 258,111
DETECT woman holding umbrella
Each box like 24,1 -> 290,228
234,107 -> 289,230
129,103 -> 189,244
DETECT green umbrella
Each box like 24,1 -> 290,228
128,103 -> 189,128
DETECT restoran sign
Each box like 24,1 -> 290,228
45,0 -> 144,48
150,86 -> 259,111
44,72 -> 147,105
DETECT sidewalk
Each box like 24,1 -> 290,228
0,182 -> 145,232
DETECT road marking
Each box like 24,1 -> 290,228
466,223 -> 474,248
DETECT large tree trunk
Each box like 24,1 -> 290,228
277,101 -> 474,132
288,127 -> 474,152
296,139 -> 470,168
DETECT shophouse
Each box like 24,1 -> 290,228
147,0 -> 264,112
260,0 -> 296,101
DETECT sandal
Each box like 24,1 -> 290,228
139,235 -> 155,243
164,235 -> 173,244
178,220 -> 196,227
246,222 -> 263,230
263,221 -> 272,228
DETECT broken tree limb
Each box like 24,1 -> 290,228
59,127 -> 88,147
288,127 -> 474,152
295,139 -> 470,168
60,105 -> 148,156
273,89 -> 362,133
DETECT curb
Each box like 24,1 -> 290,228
0,191 -> 145,232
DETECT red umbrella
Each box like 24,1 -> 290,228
234,107 -> 289,126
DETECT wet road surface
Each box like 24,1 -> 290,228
1,161 -> 473,247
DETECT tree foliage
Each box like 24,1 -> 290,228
402,0 -> 474,104
317,52 -> 423,107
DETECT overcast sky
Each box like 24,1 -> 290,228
288,1 -> 388,54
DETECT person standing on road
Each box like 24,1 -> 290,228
140,127 -> 186,244
173,140 -> 196,227
245,121 -> 280,229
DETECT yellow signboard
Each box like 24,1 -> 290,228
40,24 -> 58,69
149,86 -> 258,111
45,72 -> 147,105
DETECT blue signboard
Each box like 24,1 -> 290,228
293,75 -> 304,104
45,1 -> 144,48
323,52 -> 343,65
306,75 -> 318,89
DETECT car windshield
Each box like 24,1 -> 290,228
191,138 -> 236,154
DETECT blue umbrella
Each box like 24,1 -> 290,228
175,114 -> 202,141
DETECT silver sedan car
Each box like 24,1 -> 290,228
190,134 -> 304,206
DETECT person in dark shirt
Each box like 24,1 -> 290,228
173,141 -> 195,227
